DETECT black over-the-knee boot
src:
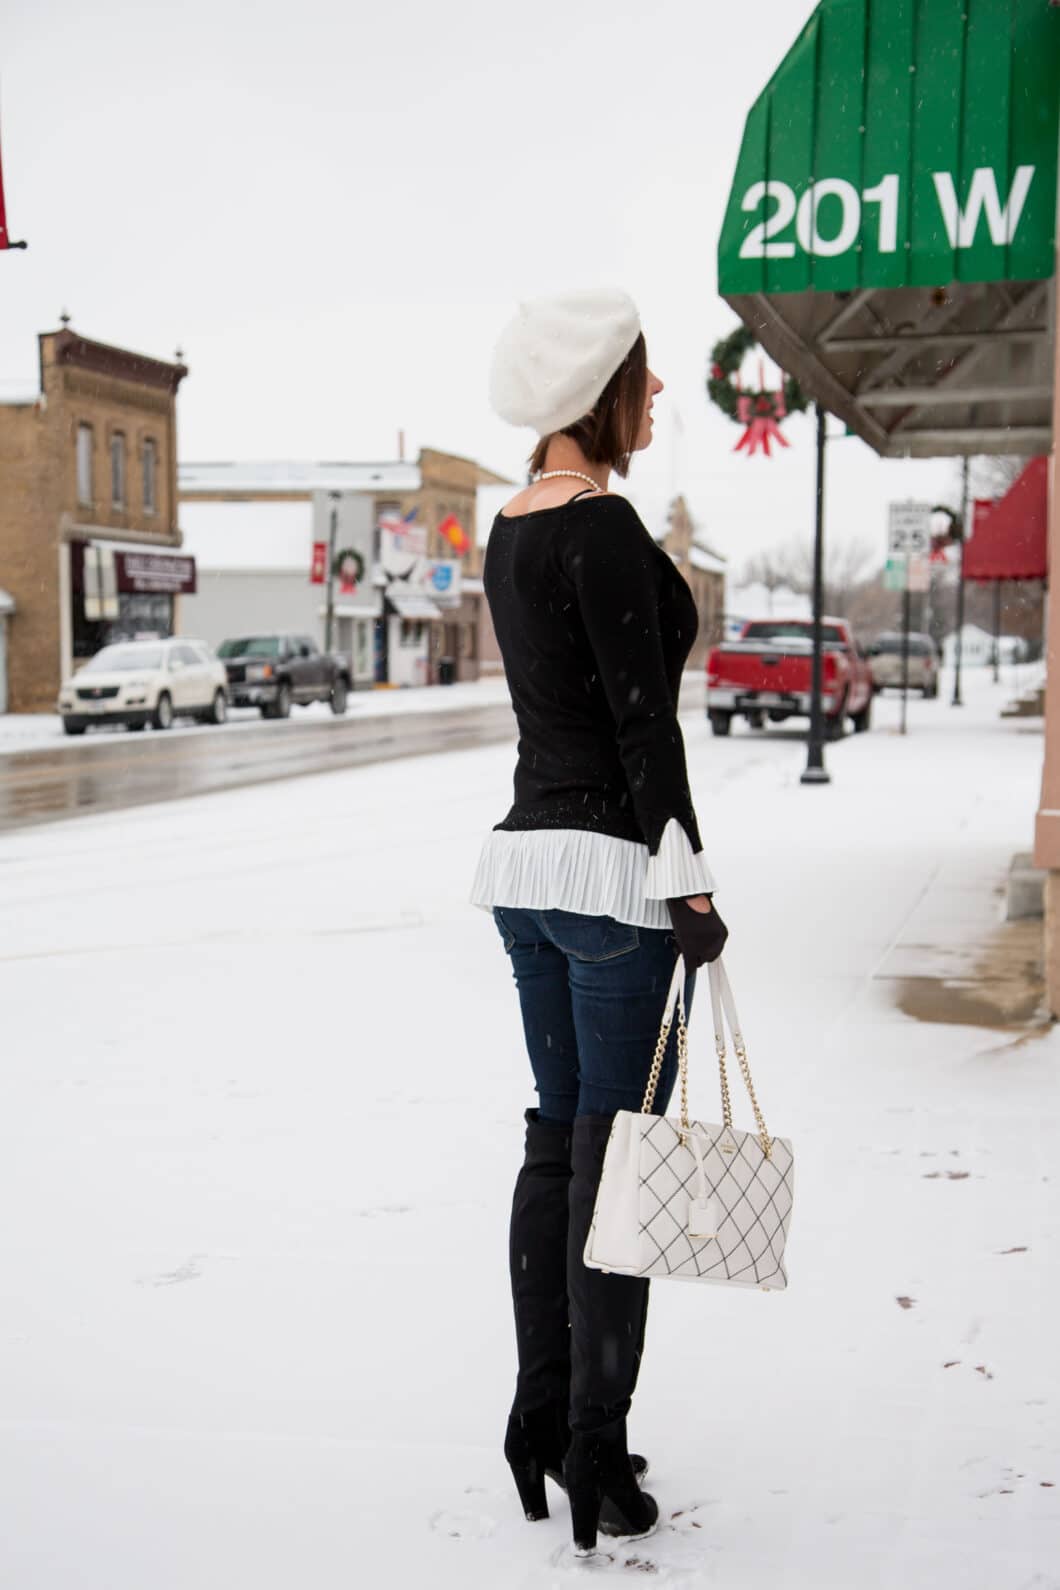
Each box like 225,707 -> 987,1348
504,1108 -> 574,1520
564,1114 -> 659,1554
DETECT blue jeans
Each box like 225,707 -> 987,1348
493,907 -> 693,1123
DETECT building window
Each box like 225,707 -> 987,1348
142,439 -> 157,514
111,433 -> 126,508
76,424 -> 93,505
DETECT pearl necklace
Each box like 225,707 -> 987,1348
537,470 -> 604,495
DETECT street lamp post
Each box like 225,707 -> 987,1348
801,403 -> 831,785
952,455 -> 970,707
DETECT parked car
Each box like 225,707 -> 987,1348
868,631 -> 939,697
216,634 -> 351,718
705,617 -> 874,738
58,639 -> 228,735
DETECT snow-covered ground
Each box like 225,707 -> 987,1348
0,669 -> 1055,1589
0,674 -> 514,755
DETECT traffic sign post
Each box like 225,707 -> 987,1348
887,502 -> 933,737
900,587 -> 911,736
906,555 -> 930,593
887,501 -> 933,560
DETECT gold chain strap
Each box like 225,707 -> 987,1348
678,1020 -> 690,1136
642,961 -> 773,1161
733,1036 -> 772,1159
642,1011 -> 693,1141
640,1019 -> 673,1115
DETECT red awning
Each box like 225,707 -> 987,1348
964,457 -> 1048,583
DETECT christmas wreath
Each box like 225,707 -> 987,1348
333,546 -> 366,591
707,325 -> 808,457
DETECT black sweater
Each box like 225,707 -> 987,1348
484,494 -> 702,857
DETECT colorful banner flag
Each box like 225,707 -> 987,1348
438,513 -> 470,556
310,541 -> 327,585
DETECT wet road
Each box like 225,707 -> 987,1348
0,701 -> 521,833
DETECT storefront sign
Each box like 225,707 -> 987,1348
718,0 -> 1059,296
422,560 -> 461,603
380,526 -> 462,608
116,551 -> 197,595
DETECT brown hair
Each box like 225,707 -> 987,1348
528,333 -> 648,480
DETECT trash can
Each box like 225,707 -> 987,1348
438,657 -> 456,686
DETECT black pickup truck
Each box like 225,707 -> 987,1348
216,633 -> 352,718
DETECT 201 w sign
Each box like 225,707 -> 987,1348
738,166 -> 1035,258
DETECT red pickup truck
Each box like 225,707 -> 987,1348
705,618 -> 874,738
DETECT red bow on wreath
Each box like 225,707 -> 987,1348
734,378 -> 790,458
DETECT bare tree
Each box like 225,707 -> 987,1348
776,534 -> 879,616
970,455 -> 1025,501
844,576 -> 903,638
738,551 -> 795,615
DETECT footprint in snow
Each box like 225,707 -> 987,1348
548,1535 -> 712,1580
137,1254 -> 206,1287
429,1508 -> 496,1541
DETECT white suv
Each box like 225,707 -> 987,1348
868,632 -> 940,698
58,639 -> 229,735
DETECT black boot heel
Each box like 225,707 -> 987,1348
508,1457 -> 548,1521
505,1406 -> 566,1521
567,1476 -> 605,1555
565,1430 -> 659,1553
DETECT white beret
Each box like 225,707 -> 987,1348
489,287 -> 642,436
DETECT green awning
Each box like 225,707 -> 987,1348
717,0 -> 1060,457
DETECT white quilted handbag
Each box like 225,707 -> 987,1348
584,956 -> 794,1290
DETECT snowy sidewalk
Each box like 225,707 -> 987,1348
0,669 -> 1055,1589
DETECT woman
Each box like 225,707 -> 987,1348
471,288 -> 728,1556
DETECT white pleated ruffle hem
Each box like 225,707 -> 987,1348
470,819 -> 715,931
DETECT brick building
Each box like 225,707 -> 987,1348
178,448 -> 510,685
0,324 -> 189,712
654,495 -> 727,668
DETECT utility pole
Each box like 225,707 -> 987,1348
952,455 -> 970,707
801,404 -> 831,785
324,491 -> 339,653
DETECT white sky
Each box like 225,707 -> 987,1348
2,0 -> 959,573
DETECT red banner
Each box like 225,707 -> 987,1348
0,118 -> 9,249
310,541 -> 327,585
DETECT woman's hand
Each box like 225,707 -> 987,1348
667,895 -> 728,969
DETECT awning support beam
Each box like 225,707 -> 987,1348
827,328 -> 1047,352
816,290 -> 877,344
854,282 -> 1046,397
886,282 -> 1051,423
888,426 -> 1051,452
860,383 -> 1053,406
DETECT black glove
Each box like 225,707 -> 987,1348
667,896 -> 728,970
